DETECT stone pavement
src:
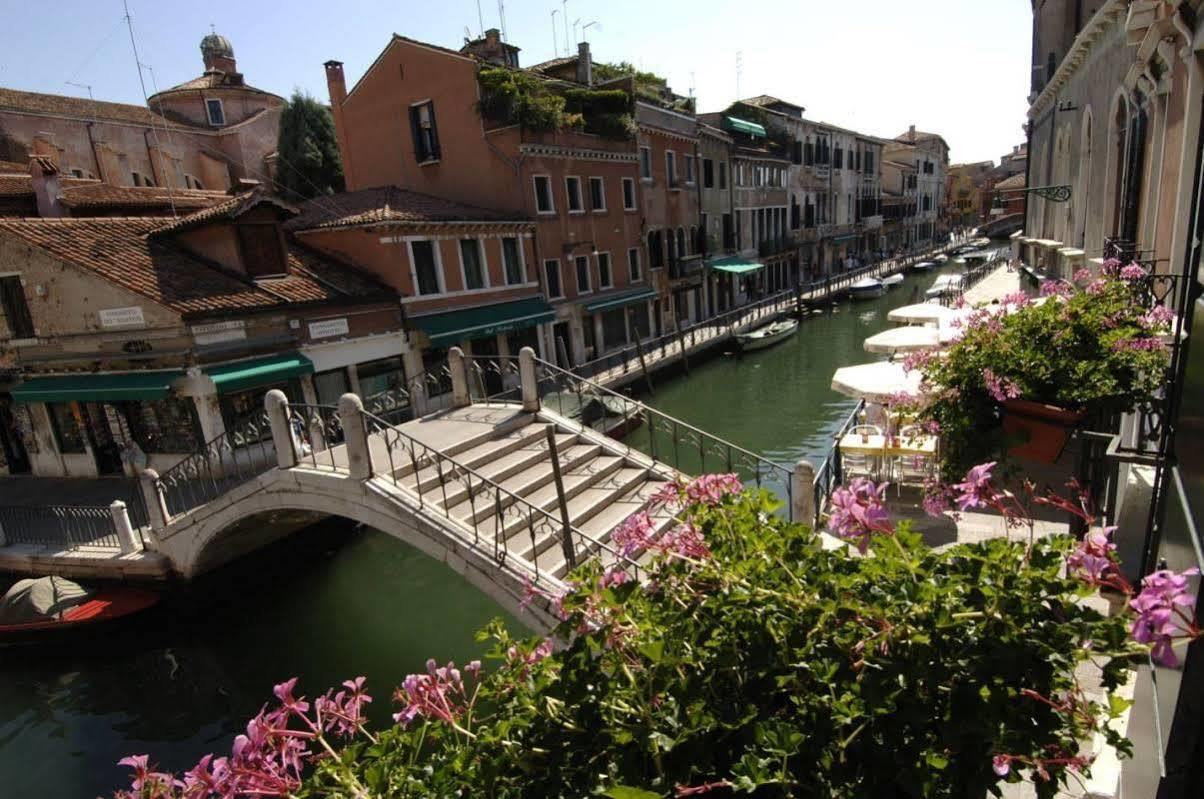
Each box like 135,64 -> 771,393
963,263 -> 1022,305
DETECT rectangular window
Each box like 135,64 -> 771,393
834,147 -> 843,170
627,248 -> 641,282
718,161 -> 727,189
666,151 -> 677,188
459,239 -> 487,290
501,237 -> 524,285
409,240 -> 442,296
48,402 -> 86,453
792,141 -> 803,165
544,259 -> 562,298
622,177 -> 636,210
205,98 -> 225,126
575,255 -> 591,294
588,176 -> 605,212
596,252 -> 612,289
409,101 -> 440,163
533,175 -> 554,214
639,146 -> 652,180
565,176 -> 583,213
684,155 -> 695,185
237,224 -> 288,278
0,275 -> 34,339
703,158 -> 714,188
804,140 -> 814,165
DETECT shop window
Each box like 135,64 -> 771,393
125,397 -> 201,454
422,348 -> 452,397
313,368 -> 350,406
221,382 -> 298,438
48,402 -> 87,453
501,237 -> 524,285
0,276 -> 35,339
601,308 -> 628,350
237,224 -> 289,278
358,357 -> 410,420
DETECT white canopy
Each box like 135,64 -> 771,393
831,362 -> 923,402
863,326 -> 940,354
887,303 -> 957,325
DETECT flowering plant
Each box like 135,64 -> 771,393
111,471 -> 1195,799
912,262 -> 1168,478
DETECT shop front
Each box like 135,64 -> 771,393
203,353 -> 315,438
583,289 -> 658,355
710,257 -> 766,308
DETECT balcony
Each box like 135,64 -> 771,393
758,237 -> 794,258
669,254 -> 705,280
862,215 -> 883,230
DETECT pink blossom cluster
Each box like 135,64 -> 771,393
505,637 -> 554,678
1040,280 -> 1074,298
1130,568 -> 1201,667
991,751 -> 1091,782
1141,305 -> 1176,331
901,349 -> 937,374
1100,257 -> 1123,276
649,473 -> 744,510
827,477 -> 894,554
1001,291 -> 1033,307
393,659 -> 480,728
613,509 -> 711,563
1072,267 -> 1094,285
951,461 -> 1001,511
114,676 -> 373,799
1066,529 -> 1119,583
1119,263 -> 1149,281
981,368 -> 1021,402
1110,336 -> 1165,353
1085,278 -> 1108,295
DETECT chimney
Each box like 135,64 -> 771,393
577,41 -> 592,86
909,124 -> 916,139
324,60 -> 355,190
29,156 -> 63,218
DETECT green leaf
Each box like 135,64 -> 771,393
638,640 -> 665,663
603,787 -> 663,799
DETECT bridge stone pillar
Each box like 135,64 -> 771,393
265,389 -> 297,469
449,346 -> 471,408
792,458 -> 816,526
338,393 -> 373,480
138,469 -> 170,541
519,346 -> 539,412
109,500 -> 142,555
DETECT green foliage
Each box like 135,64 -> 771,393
594,60 -> 667,89
275,91 -> 344,200
300,491 -> 1136,798
477,66 -> 581,132
918,277 -> 1166,478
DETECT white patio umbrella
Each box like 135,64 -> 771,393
886,303 -> 957,325
863,326 -> 941,354
831,362 -> 923,403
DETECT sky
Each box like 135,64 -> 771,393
1,0 -> 1032,165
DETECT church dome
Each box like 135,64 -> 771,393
200,32 -> 234,61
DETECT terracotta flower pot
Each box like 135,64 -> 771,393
1001,399 -> 1084,463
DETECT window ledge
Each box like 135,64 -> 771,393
592,209 -> 608,214
418,158 -> 442,167
641,178 -> 653,185
568,210 -> 585,215
537,210 -> 557,216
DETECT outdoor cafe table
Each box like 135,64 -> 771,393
838,433 -> 938,478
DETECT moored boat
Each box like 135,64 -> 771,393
848,277 -> 886,299
736,317 -> 799,350
881,274 -> 904,289
925,274 -> 963,299
543,390 -> 645,439
0,577 -> 159,642
910,260 -> 937,272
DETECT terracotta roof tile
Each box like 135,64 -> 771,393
0,216 -> 392,316
0,87 -> 196,129
59,183 -> 228,211
148,70 -> 280,101
0,160 -> 26,174
150,191 -> 299,235
286,186 -> 529,231
528,55 -> 578,73
994,173 -> 1026,190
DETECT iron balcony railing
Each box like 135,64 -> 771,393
810,400 -> 866,528
361,410 -> 645,587
758,237 -> 794,257
0,504 -> 122,550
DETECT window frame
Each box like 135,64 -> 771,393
533,174 -> 555,215
565,175 -> 584,214
718,161 -> 727,189
703,158 -> 714,188
666,150 -> 678,189
457,237 -> 489,291
588,176 -> 606,213
500,236 -> 526,286
684,154 -> 695,185
574,254 -> 592,295
543,258 -> 563,299
596,251 -> 612,290
409,99 -> 441,164
621,177 -> 637,211
639,146 -> 653,182
0,274 -> 35,339
406,238 -> 446,297
205,98 -> 226,126
627,247 -> 642,283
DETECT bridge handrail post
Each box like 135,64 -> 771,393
519,346 -> 540,412
138,468 -> 170,538
791,459 -> 815,526
449,347 -> 471,408
109,500 -> 142,555
265,389 -> 297,469
338,393 -> 373,480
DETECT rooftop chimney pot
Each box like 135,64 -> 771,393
577,41 -> 592,86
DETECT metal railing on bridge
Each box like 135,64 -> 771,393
0,504 -> 124,550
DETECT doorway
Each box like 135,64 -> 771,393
552,322 -> 574,368
80,402 -> 124,475
0,396 -> 30,474
471,336 -> 503,396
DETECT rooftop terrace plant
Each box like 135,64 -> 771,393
111,467 -> 1199,799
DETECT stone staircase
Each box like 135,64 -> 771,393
376,407 -> 678,580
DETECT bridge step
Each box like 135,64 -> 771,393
396,424 -> 548,490
443,439 -> 597,520
411,428 -> 573,496
387,410 -> 536,479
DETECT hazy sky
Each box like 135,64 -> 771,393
1,0 -> 1032,164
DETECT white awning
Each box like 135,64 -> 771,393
863,326 -> 941,354
831,362 -> 922,403
886,303 -> 957,325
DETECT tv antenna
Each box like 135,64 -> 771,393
497,0 -> 508,41
476,0 -> 485,36
582,20 -> 598,39
65,80 -> 94,101
562,0 -> 570,54
736,50 -> 743,100
551,9 -> 559,58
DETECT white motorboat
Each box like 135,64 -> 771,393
881,274 -> 904,289
849,277 -> 887,299
737,317 -> 799,350
933,254 -> 949,263
910,260 -> 937,272
925,274 -> 963,299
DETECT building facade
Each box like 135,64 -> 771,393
884,126 -> 949,249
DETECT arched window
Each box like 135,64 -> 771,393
1108,94 -> 1130,240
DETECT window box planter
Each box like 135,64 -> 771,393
1001,399 -> 1084,463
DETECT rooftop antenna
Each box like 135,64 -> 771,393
551,9 -> 559,58
735,50 -> 743,101
582,20 -> 598,39
65,80 -> 94,101
476,0 -> 485,36
122,0 -> 177,217
573,18 -> 581,45
562,0 -> 570,54
497,0 -> 507,41
688,70 -> 695,99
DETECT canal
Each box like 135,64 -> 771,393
0,260 -> 965,798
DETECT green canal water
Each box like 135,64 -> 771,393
0,261 -> 964,798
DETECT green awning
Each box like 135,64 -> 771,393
711,257 -> 766,276
412,297 -> 555,348
584,288 -> 658,314
11,370 -> 184,404
205,353 -> 314,394
831,234 -> 860,243
724,116 -> 767,137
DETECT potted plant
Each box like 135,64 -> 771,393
913,265 -> 1168,477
